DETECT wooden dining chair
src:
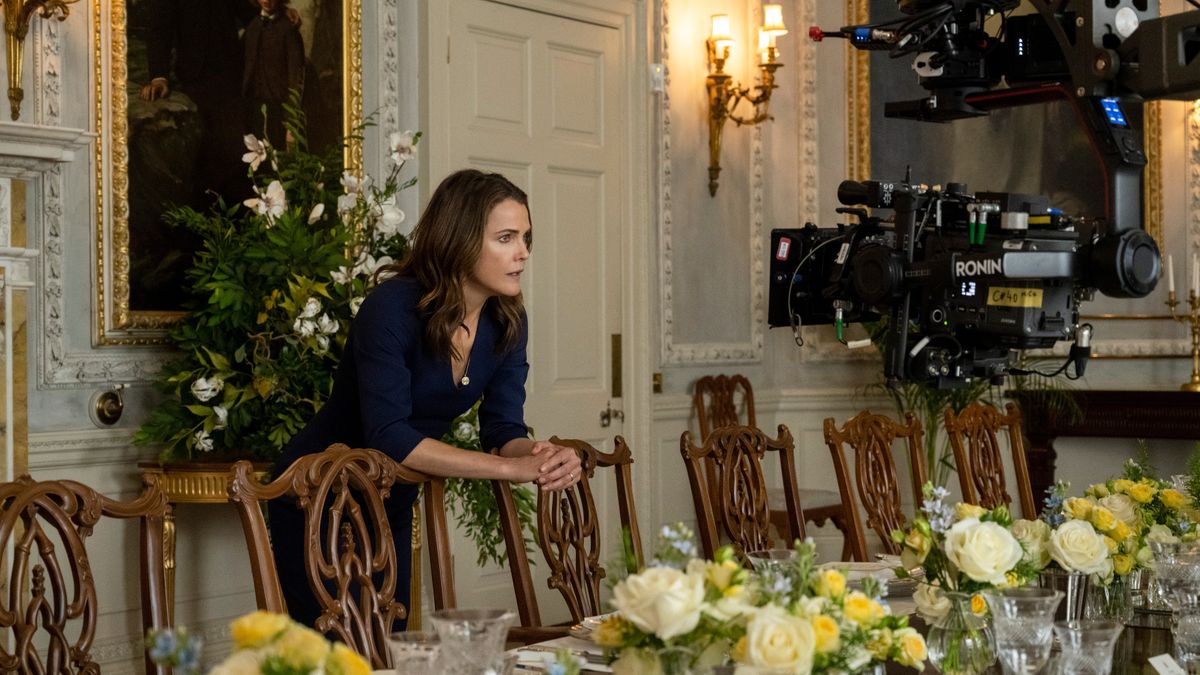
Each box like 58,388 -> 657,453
680,424 -> 805,560
945,401 -> 1036,518
692,374 -> 850,557
493,436 -> 643,637
824,411 -> 927,562
228,444 -> 427,668
0,473 -> 171,674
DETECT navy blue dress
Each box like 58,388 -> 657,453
269,276 -> 529,627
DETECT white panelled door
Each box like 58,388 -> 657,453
430,0 -> 629,621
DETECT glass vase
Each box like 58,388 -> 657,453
926,592 -> 995,675
1086,574 -> 1133,623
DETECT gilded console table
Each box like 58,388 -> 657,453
137,461 -> 425,629
1009,390 -> 1200,501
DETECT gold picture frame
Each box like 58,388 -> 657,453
94,0 -> 363,345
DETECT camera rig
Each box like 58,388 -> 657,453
767,0 -> 1200,388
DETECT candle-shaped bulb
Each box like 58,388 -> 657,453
762,4 -> 788,36
1193,252 -> 1199,296
1167,253 -> 1176,295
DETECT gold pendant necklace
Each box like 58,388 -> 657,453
458,322 -> 472,387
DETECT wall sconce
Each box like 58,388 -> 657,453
706,5 -> 787,196
4,0 -> 78,121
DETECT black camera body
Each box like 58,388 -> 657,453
769,182 -> 1099,386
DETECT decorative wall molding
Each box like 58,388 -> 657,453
797,0 -> 818,225
658,0 -> 780,365
1191,102 -> 1200,264
381,0 -> 400,139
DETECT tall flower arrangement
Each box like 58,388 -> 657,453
595,525 -> 925,674
134,110 -> 418,461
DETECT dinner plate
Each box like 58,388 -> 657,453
819,560 -> 923,597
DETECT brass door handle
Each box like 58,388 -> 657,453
599,401 -> 625,428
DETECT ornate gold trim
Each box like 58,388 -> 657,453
846,0 -> 870,182
140,463 -> 270,504
1144,100 -> 1163,248
96,0 -> 364,344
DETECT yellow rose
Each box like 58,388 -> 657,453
1128,483 -> 1156,504
1112,479 -> 1135,494
901,528 -> 932,569
706,559 -> 741,592
326,643 -> 370,675
1086,483 -> 1110,498
1089,506 -> 1118,533
1103,535 -> 1118,553
731,636 -> 748,663
866,627 -> 893,660
895,627 -> 928,668
1113,553 -> 1134,576
811,614 -> 840,653
1110,520 -> 1134,543
230,610 -> 291,649
593,615 -> 628,647
970,593 -> 987,615
844,591 -> 886,625
816,569 -> 847,599
274,625 -> 331,669
1064,497 -> 1094,521
956,503 -> 987,520
1163,489 -> 1189,510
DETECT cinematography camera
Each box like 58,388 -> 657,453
769,0 -> 1200,388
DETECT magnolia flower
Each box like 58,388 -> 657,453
300,297 -> 322,319
373,197 -> 407,239
190,376 -> 224,402
455,421 -> 476,440
241,134 -> 268,171
293,317 -> 317,337
316,313 -> 339,335
340,171 -> 372,195
349,296 -> 364,317
315,335 -> 330,353
307,202 -> 325,225
336,191 -> 360,215
388,130 -> 417,165
243,180 -> 287,226
193,429 -> 214,453
213,405 -> 228,430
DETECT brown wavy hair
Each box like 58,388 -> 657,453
375,169 -> 531,361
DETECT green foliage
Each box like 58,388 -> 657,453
439,402 -> 538,567
133,99 -> 416,462
1186,444 -> 1200,506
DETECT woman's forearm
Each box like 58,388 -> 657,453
401,437 -> 517,481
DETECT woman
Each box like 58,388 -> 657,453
269,169 -> 582,627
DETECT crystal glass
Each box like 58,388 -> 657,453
983,587 -> 1063,675
388,631 -> 441,675
926,591 -> 995,675
1085,575 -> 1133,623
1150,541 -> 1200,671
1052,620 -> 1124,675
429,608 -> 515,675
1038,568 -> 1089,622
746,548 -> 797,574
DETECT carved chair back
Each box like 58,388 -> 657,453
692,374 -> 756,439
423,477 -> 457,612
680,424 -> 805,560
945,401 -> 1036,518
824,412 -> 926,561
494,436 -> 642,629
228,445 -> 427,668
0,474 -> 171,674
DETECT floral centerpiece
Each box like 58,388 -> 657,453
147,610 -> 370,675
595,524 -> 925,674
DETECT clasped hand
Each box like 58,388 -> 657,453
518,440 -> 582,491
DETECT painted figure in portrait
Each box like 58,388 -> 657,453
125,0 -> 343,312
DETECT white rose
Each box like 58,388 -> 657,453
611,648 -> 664,675
1099,494 -> 1139,527
943,518 -> 1023,585
612,567 -> 705,639
739,605 -> 815,673
210,650 -> 263,675
1146,523 -> 1181,545
1011,518 -> 1052,568
213,405 -> 228,430
913,582 -> 951,623
190,376 -> 223,403
1048,519 -> 1112,575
